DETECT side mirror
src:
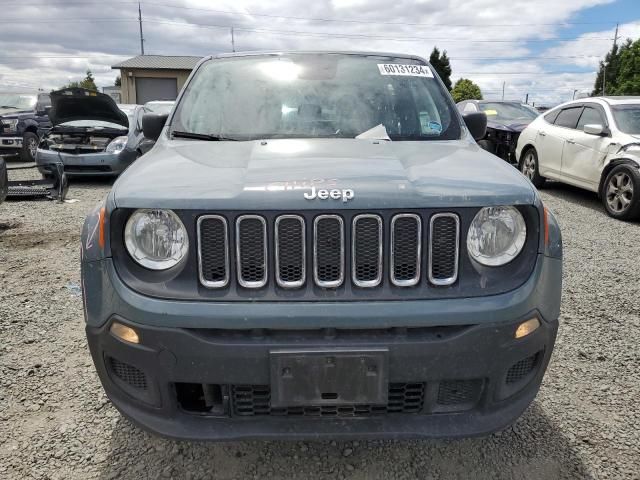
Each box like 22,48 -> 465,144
38,105 -> 52,116
584,124 -> 606,136
142,113 -> 169,141
462,112 -> 487,141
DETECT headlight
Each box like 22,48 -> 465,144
106,136 -> 128,153
467,206 -> 526,266
124,209 -> 188,270
2,119 -> 19,133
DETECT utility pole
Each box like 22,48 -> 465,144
231,27 -> 235,53
573,89 -> 578,100
525,93 -> 529,104
501,81 -> 505,101
603,62 -> 608,95
138,2 -> 145,55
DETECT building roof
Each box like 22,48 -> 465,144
111,55 -> 203,70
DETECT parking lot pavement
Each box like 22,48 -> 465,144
0,180 -> 638,480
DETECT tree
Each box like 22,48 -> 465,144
612,38 -> 640,95
592,39 -> 632,96
114,75 -> 121,87
429,47 -> 452,91
61,70 -> 98,91
451,78 -> 483,102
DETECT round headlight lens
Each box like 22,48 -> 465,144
106,136 -> 128,153
467,206 -> 526,266
124,209 -> 188,270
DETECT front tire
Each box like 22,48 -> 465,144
20,132 -> 39,162
520,148 -> 546,188
602,165 -> 640,220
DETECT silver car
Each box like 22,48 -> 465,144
36,88 -> 153,177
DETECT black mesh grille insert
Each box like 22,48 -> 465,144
276,216 -> 305,287
108,357 -> 147,390
436,379 -> 482,408
391,215 -> 421,285
232,383 -> 425,417
353,215 -> 382,286
198,216 -> 228,287
237,216 -> 267,287
430,214 -> 459,284
314,216 -> 344,287
506,353 -> 539,384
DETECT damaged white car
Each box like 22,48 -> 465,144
516,97 -> 640,220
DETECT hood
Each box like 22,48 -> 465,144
113,138 -> 536,210
48,88 -> 128,128
486,119 -> 531,132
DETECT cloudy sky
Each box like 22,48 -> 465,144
1,0 -> 639,106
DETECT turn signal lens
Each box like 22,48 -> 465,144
110,322 -> 140,344
515,318 -> 540,339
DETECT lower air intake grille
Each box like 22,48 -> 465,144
429,214 -> 460,285
108,357 -> 147,390
506,353 -> 539,384
436,379 -> 483,411
232,383 -> 425,417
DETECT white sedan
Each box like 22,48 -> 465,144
516,97 -> 640,220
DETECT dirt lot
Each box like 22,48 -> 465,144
0,177 -> 639,480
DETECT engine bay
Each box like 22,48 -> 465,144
41,127 -> 127,154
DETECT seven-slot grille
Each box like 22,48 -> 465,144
198,212 -> 460,290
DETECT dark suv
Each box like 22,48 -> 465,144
0,92 -> 52,162
81,52 -> 562,441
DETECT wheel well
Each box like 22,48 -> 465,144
519,144 -> 536,165
598,159 -> 639,197
24,125 -> 38,135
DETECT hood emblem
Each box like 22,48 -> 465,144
303,186 -> 354,203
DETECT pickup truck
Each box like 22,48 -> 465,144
0,92 -> 52,162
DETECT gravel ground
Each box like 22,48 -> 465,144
0,173 -> 639,479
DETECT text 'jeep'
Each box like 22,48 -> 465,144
81,52 -> 562,440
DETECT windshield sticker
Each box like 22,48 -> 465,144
427,121 -> 442,133
378,64 -> 433,77
483,109 -> 498,116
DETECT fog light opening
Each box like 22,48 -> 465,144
110,322 -> 140,344
515,318 -> 540,339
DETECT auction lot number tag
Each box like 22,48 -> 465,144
378,64 -> 433,77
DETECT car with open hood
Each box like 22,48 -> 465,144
36,88 -> 154,177
457,100 -> 540,163
81,51 -> 562,441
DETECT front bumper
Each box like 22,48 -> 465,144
36,148 -> 135,176
83,255 -> 561,440
0,136 -> 22,150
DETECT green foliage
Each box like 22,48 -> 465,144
114,75 -> 122,87
429,47 -> 452,91
451,78 -> 483,102
61,70 -> 98,91
612,38 -> 640,95
592,39 -> 632,96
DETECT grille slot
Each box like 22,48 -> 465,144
198,215 -> 229,288
313,215 -> 344,288
352,214 -> 383,287
108,357 -> 147,390
435,379 -> 483,412
391,214 -> 421,286
232,383 -> 425,417
429,213 -> 460,286
236,215 -> 268,288
506,353 -> 539,384
275,215 -> 306,288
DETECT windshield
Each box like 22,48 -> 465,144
0,93 -> 37,109
172,54 -> 460,141
611,105 -> 640,134
146,102 -> 174,115
479,103 -> 539,123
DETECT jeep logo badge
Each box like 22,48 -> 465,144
303,186 -> 355,203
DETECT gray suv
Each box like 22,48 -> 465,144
81,52 -> 562,440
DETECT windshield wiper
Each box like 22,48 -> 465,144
0,105 -> 19,109
172,130 -> 239,141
